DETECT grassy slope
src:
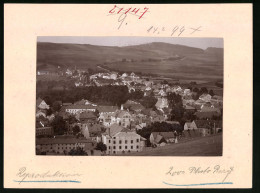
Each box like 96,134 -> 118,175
119,134 -> 222,156
37,42 -> 223,81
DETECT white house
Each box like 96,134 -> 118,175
101,126 -> 146,155
36,98 -> 50,110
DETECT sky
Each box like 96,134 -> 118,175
37,36 -> 223,50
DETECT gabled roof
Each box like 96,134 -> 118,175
185,122 -> 192,127
36,98 -> 43,107
114,110 -> 131,118
114,131 -> 140,138
105,123 -> 124,136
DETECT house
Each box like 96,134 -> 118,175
158,89 -> 167,97
97,106 -> 119,126
199,94 -> 212,103
183,89 -> 191,95
135,123 -> 147,130
37,70 -> 49,75
121,73 -> 128,78
195,111 -> 220,120
123,101 -> 145,113
36,98 -> 50,110
190,120 -> 221,136
66,69 -> 73,76
155,97 -> 169,111
111,107 -> 132,128
64,104 -> 97,114
76,111 -> 97,123
184,105 -> 196,113
36,137 -> 96,155
184,122 -> 193,131
36,127 -> 54,137
36,109 -> 47,118
150,132 -> 176,146
210,95 -> 223,103
101,127 -> 146,154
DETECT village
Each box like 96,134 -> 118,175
36,68 -> 223,156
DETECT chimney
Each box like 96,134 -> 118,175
121,104 -> 123,110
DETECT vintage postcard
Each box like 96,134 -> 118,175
4,4 -> 252,188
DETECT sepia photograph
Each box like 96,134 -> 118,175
35,36 -> 223,156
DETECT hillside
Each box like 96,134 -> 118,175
37,42 -> 223,81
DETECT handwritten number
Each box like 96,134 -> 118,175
117,8 -> 124,14
125,8 -> 131,14
147,26 -> 153,33
139,7 -> 149,19
109,5 -> 117,14
118,13 -> 127,30
132,8 -> 140,14
171,26 -> 179,36
178,26 -> 185,36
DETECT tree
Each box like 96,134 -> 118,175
170,103 -> 184,121
200,87 -> 208,94
209,89 -> 215,96
51,115 -> 67,135
95,142 -> 107,152
52,101 -> 61,112
161,80 -> 168,85
68,147 -> 88,155
193,87 -> 199,93
73,125 -> 81,135
140,96 -> 157,109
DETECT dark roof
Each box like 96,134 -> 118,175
151,132 -> 175,140
124,104 -> 145,111
79,111 -> 97,119
193,120 -> 210,128
65,104 -> 97,110
87,123 -> 103,134
195,111 -> 220,119
193,120 -> 222,128
97,106 -> 118,113
36,137 -> 93,145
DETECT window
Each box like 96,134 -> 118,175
125,140 -> 127,144
119,146 -> 121,149
119,140 -> 122,144
109,146 -> 111,149
113,146 -> 116,149
113,141 -> 116,144
113,151 -> 116,154
125,146 -> 127,149
131,146 -> 133,149
108,140 -> 111,143
136,139 -> 139,142
131,140 -> 133,144
136,145 -> 139,149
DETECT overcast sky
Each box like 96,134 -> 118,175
37,36 -> 223,50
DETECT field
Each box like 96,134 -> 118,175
120,134 -> 222,156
